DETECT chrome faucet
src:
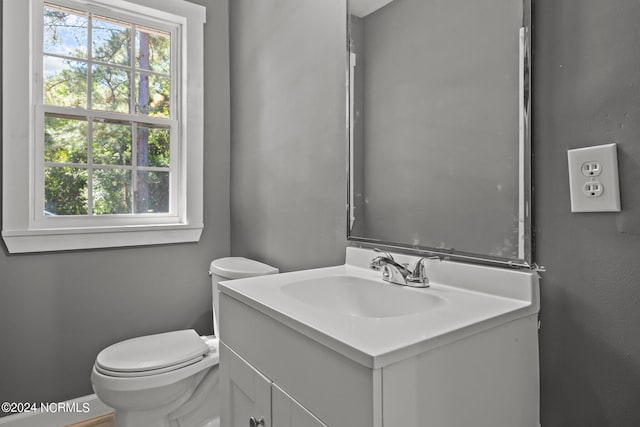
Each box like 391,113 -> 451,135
369,249 -> 439,288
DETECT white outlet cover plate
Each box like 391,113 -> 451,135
567,143 -> 621,212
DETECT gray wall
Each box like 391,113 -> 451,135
535,0 -> 640,425
0,0 -> 230,408
353,0 -> 521,258
229,0 -> 348,272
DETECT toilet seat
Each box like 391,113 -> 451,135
96,330 -> 209,378
96,355 -> 205,377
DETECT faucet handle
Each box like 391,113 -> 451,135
406,256 -> 440,287
406,257 -> 428,285
370,248 -> 395,271
411,257 -> 427,280
373,248 -> 394,261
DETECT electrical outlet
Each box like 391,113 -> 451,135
567,143 -> 621,212
581,161 -> 602,177
583,181 -> 603,197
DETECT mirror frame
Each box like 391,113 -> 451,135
346,0 -> 535,269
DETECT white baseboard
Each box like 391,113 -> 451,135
0,394 -> 113,427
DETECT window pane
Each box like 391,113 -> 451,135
93,169 -> 132,214
44,167 -> 88,215
91,65 -> 130,112
44,115 -> 88,163
136,125 -> 170,167
38,6 -> 177,221
93,120 -> 132,165
136,27 -> 170,74
135,171 -> 169,214
44,56 -> 87,108
136,73 -> 170,117
92,16 -> 131,66
44,5 -> 88,59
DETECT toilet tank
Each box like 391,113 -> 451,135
209,257 -> 278,336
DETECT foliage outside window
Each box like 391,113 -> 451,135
42,3 -> 174,216
2,0 -> 206,253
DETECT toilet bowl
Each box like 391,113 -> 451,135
91,330 -> 220,427
91,257 -> 278,427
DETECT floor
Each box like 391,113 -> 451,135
66,413 -> 114,427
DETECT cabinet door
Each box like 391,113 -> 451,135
272,384 -> 328,427
220,343 -> 272,427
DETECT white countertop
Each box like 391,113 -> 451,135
219,247 -> 539,369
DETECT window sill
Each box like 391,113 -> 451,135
2,223 -> 203,253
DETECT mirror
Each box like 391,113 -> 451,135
348,0 -> 532,267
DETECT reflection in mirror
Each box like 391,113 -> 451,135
348,0 -> 532,266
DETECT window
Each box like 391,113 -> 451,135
40,3 -> 176,217
2,0 -> 206,253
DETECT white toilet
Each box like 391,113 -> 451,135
91,257 -> 278,427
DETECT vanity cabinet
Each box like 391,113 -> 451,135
219,293 -> 379,427
220,342 -> 327,427
272,383 -> 327,427
218,249 -> 541,427
219,342 -> 271,427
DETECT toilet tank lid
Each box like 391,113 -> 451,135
209,257 -> 278,279
96,329 -> 208,373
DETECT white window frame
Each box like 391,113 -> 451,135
2,0 -> 206,253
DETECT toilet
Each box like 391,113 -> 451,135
91,257 -> 278,427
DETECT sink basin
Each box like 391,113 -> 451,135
281,275 -> 444,318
